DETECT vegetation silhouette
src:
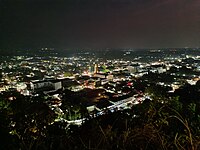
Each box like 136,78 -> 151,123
0,82 -> 200,149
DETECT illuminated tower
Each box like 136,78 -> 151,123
89,66 -> 92,74
94,64 -> 98,74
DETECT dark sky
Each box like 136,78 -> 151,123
0,0 -> 200,49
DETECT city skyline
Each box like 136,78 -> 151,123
0,0 -> 200,49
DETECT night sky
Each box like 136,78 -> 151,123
0,0 -> 200,49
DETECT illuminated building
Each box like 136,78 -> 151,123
94,64 -> 98,74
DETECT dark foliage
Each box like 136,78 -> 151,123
0,84 -> 200,150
